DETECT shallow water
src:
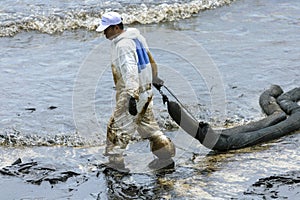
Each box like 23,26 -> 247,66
1,0 -> 300,199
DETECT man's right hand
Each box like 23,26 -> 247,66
153,76 -> 164,91
128,96 -> 137,116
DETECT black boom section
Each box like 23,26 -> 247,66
166,85 -> 300,151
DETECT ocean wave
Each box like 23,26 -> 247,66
0,0 -> 235,37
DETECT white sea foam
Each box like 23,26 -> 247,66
0,0 -> 235,37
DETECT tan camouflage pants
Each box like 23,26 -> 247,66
105,91 -> 163,157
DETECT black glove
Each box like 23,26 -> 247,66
152,76 -> 164,91
128,96 -> 137,116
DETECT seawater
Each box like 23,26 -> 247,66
0,0 -> 299,199
0,0 -> 234,36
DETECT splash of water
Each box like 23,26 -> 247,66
0,128 -> 101,147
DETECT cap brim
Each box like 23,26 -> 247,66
96,24 -> 109,32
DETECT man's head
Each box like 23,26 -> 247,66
96,12 -> 124,40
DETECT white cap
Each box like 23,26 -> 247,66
96,12 -> 122,32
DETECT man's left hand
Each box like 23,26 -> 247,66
128,96 -> 138,116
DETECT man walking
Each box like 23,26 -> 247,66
96,12 -> 175,171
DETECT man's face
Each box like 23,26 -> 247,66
104,25 -> 119,40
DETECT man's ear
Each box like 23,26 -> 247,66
115,25 -> 120,31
